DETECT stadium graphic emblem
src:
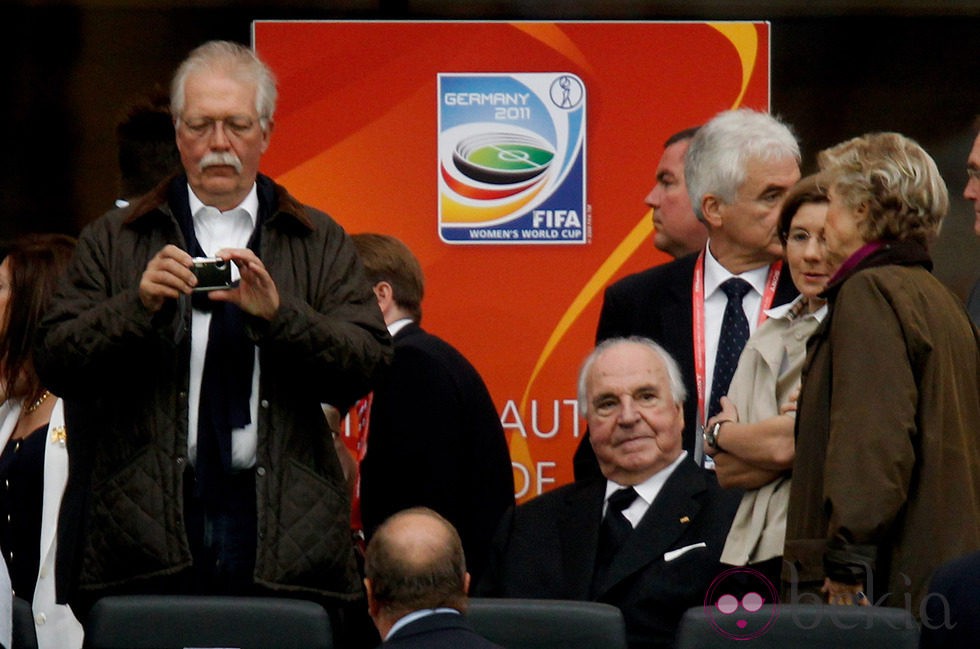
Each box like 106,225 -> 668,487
439,73 -> 587,244
453,132 -> 555,185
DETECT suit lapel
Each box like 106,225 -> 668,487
595,461 -> 707,596
662,254 -> 696,340
661,257 -> 699,448
557,480 -> 606,599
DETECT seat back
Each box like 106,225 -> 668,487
675,603 -> 919,649
466,597 -> 627,649
83,595 -> 332,649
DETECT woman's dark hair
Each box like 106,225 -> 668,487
0,233 -> 77,404
778,174 -> 828,246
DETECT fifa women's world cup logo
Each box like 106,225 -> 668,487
438,73 -> 587,245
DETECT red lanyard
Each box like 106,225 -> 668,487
691,250 -> 782,427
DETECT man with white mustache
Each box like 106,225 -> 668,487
200,151 -> 244,174
36,40 -> 392,617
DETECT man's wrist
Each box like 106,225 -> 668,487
704,420 -> 732,452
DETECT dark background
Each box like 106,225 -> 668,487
2,1 -> 978,298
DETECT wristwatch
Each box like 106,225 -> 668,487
704,420 -> 728,451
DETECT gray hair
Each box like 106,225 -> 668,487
170,40 -> 278,132
577,337 -> 687,417
685,108 -> 801,223
817,132 -> 948,247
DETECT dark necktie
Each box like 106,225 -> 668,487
592,487 -> 639,596
708,278 -> 752,420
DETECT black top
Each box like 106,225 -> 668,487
0,425 -> 46,601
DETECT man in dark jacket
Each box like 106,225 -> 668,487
365,508 -> 504,649
350,233 -> 514,585
35,41 -> 391,612
479,337 -> 739,649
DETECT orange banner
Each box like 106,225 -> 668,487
254,20 -> 770,499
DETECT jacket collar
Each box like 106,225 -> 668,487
389,318 -> 417,339
821,239 -> 932,302
125,173 -> 315,232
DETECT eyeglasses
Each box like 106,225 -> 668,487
967,167 -> 980,181
178,115 -> 261,139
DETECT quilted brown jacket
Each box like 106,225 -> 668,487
36,174 -> 392,605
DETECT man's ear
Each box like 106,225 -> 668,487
700,194 -> 724,229
364,577 -> 380,617
463,571 -> 472,595
260,119 -> 274,153
373,281 -> 394,311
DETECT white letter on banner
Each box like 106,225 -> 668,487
500,400 -> 527,438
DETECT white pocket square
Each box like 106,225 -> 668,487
663,542 -> 707,562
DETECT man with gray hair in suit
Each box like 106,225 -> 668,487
481,337 -> 739,649
575,109 -> 801,479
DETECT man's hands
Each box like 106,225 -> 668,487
139,245 -> 280,321
209,248 -> 280,321
822,578 -> 869,606
139,245 -> 197,313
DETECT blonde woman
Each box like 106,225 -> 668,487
785,133 -> 980,613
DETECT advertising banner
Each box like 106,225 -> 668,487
253,20 -> 770,499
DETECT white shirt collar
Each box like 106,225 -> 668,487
605,450 -> 688,511
702,242 -> 771,299
387,318 -> 414,337
764,294 -> 828,323
386,608 -> 460,640
187,183 -> 259,228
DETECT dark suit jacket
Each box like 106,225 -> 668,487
478,460 -> 740,649
920,551 -> 980,649
382,612 -> 504,649
360,322 -> 514,582
574,253 -> 798,480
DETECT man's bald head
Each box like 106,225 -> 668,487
364,507 -> 469,622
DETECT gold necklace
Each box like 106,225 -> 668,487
24,390 -> 52,414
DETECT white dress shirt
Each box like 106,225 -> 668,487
387,317 -> 413,337
186,184 -> 262,469
603,451 -> 688,528
701,244 -> 771,419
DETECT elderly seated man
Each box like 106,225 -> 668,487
478,336 -> 740,649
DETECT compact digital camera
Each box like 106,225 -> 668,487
191,256 -> 233,292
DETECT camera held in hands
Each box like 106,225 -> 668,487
191,257 -> 233,292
